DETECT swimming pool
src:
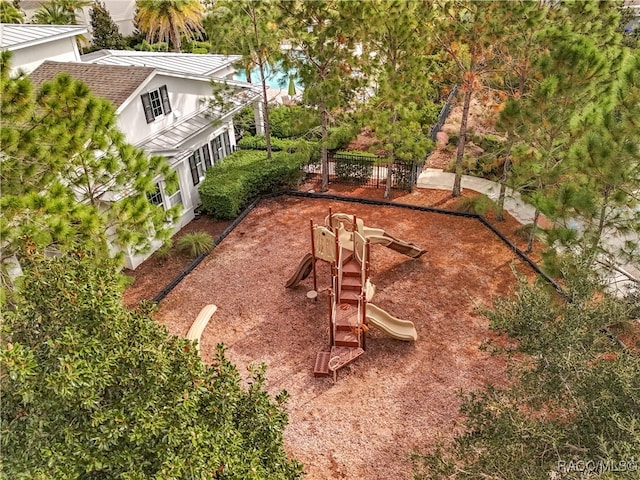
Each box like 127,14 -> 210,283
235,62 -> 304,92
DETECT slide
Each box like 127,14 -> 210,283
367,234 -> 427,258
285,253 -> 314,288
366,303 -> 418,341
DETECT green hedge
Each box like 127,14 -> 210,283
198,148 -> 310,219
238,135 -> 321,164
269,106 -> 321,139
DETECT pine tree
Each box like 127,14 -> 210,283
204,0 -> 283,158
433,0 -> 519,197
497,1 -> 622,253
360,0 -> 437,199
0,52 -> 178,268
277,0 -> 366,191
90,1 -> 127,50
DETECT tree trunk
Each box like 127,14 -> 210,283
251,4 -> 271,159
527,208 -> 540,253
384,159 -> 392,199
321,107 -> 329,192
453,86 -> 473,197
496,142 -> 513,221
257,59 -> 272,159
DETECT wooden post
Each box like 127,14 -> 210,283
309,219 -> 317,296
329,285 -> 334,347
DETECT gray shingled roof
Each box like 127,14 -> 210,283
82,50 -> 241,77
0,24 -> 87,51
29,61 -> 154,109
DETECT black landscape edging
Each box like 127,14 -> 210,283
151,197 -> 262,303
152,190 -> 564,303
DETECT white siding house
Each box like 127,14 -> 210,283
0,23 -> 86,75
28,60 -> 261,269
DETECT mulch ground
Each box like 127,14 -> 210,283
149,193 -> 540,479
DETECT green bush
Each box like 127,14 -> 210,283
324,124 -> 360,150
176,232 -> 214,258
199,148 -> 310,219
1,254 -> 303,479
268,106 -> 321,139
334,150 -> 377,184
472,133 -> 505,154
234,106 -> 257,137
454,194 -> 496,215
237,135 -> 315,153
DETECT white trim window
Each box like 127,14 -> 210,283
188,144 -> 213,186
147,182 -> 182,209
210,131 -> 232,163
141,85 -> 172,123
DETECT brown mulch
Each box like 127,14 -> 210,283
122,216 -> 231,307
152,194 -> 540,480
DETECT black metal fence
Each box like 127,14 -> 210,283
304,151 -> 422,192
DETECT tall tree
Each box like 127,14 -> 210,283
433,0 -> 516,197
0,53 -> 178,266
497,2 -> 621,253
89,1 -> 127,50
135,0 -> 204,53
1,252 -> 304,478
278,0 -> 365,191
360,0 -> 438,199
553,48 -> 640,269
204,0 -> 283,158
0,0 -> 24,23
31,0 -> 90,24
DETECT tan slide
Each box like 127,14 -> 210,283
366,303 -> 417,341
285,253 -> 315,288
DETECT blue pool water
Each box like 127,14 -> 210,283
235,62 -> 303,92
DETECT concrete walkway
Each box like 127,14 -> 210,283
417,168 -> 537,224
417,168 -> 639,294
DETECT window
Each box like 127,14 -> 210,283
141,85 -> 172,123
147,182 -> 181,210
211,135 -> 223,163
189,144 -> 212,186
147,184 -> 163,206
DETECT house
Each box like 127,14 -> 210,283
28,60 -> 261,269
0,23 -> 87,75
18,0 -> 137,36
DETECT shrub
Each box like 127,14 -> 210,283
454,194 -> 496,215
234,106 -> 257,137
324,124 -> 360,150
155,239 -> 173,260
199,148 -> 310,219
1,254 -> 303,479
472,133 -> 505,154
334,150 -> 376,184
176,232 -> 213,258
268,106 -> 321,139
237,135 -> 316,153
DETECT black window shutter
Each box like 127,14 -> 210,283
211,139 -> 220,162
159,85 -> 172,114
222,131 -> 231,157
189,155 -> 199,185
141,93 -> 154,123
203,145 -> 212,169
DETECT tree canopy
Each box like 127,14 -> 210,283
0,252 -> 303,479
0,53 -> 178,270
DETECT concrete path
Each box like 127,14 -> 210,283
417,168 -> 537,224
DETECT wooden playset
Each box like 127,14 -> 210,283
286,211 -> 426,380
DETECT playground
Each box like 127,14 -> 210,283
154,194 -> 537,479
